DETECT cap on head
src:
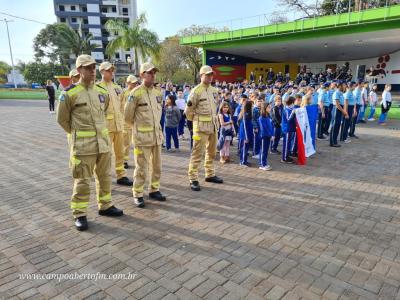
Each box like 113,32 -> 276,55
199,65 -> 214,76
69,68 -> 79,78
76,54 -> 96,68
99,61 -> 114,72
126,75 -> 139,84
140,62 -> 158,74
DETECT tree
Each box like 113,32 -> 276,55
177,25 -> 222,83
0,61 -> 11,84
23,62 -> 67,85
33,23 -> 98,65
154,37 -> 183,81
105,13 -> 161,74
56,25 -> 99,58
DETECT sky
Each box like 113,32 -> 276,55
0,0 -> 282,65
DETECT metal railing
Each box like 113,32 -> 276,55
181,0 -> 400,43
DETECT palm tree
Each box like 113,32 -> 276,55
105,13 -> 160,74
56,24 -> 99,58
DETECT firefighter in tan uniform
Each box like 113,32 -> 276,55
121,75 -> 140,169
184,65 -> 224,191
69,68 -> 80,85
98,62 -> 133,186
124,62 -> 166,208
57,55 -> 123,231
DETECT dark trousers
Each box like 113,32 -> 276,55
317,106 -> 329,138
187,120 -> 193,149
291,132 -> 298,155
49,98 -> 55,111
349,104 -> 360,137
259,137 -> 271,167
253,130 -> 261,155
330,109 -> 342,146
325,104 -> 333,134
178,110 -> 186,136
165,127 -> 179,150
271,126 -> 282,151
239,139 -> 250,165
282,132 -> 294,161
340,105 -> 354,141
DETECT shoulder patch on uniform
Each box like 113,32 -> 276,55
98,94 -> 106,103
59,93 -> 66,102
128,95 -> 135,102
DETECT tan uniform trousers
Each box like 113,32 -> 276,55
71,152 -> 113,218
109,131 -> 127,179
132,145 -> 161,198
123,127 -> 133,163
188,131 -> 217,182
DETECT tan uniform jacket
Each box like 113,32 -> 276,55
57,83 -> 111,155
98,81 -> 124,133
184,83 -> 219,135
124,84 -> 163,146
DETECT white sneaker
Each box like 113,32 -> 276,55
344,139 -> 351,144
252,155 -> 259,159
259,165 -> 272,171
368,118 -> 375,121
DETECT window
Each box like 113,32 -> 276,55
82,6 -> 87,12
101,7 -> 108,13
71,5 -> 76,11
112,6 -> 117,13
60,17 -> 66,23
115,53 -> 120,59
101,18 -> 107,25
122,8 -> 128,15
59,5 -> 65,11
83,18 -> 88,24
71,17 -> 77,23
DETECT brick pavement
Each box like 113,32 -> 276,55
0,99 -> 399,300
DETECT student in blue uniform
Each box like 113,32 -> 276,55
238,100 -> 253,166
270,95 -> 283,154
325,82 -> 337,135
330,82 -> 348,147
317,82 -> 330,140
349,82 -> 362,138
258,102 -> 274,171
281,96 -> 296,164
340,82 -> 355,143
252,97 -> 263,158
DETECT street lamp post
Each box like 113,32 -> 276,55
1,19 -> 17,88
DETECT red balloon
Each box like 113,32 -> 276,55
381,63 -> 386,68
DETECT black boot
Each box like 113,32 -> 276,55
124,162 -> 129,169
190,181 -> 201,191
117,177 -> 133,186
134,197 -> 145,208
149,191 -> 166,201
75,216 -> 88,231
98,205 -> 123,217
205,176 -> 223,184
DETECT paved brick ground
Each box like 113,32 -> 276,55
0,99 -> 400,300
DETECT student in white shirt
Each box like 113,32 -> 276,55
367,84 -> 378,121
176,90 -> 187,139
378,84 -> 392,125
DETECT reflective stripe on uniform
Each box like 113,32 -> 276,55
199,115 -> 212,122
66,85 -> 84,97
107,114 -> 114,120
133,147 -> 143,155
97,193 -> 111,202
193,135 -> 201,141
76,131 -> 96,138
71,202 -> 88,210
115,165 -> 125,171
102,128 -> 109,137
134,185 -> 144,193
137,126 -> 154,132
123,156 -> 129,161
71,156 -> 81,165
151,181 -> 160,189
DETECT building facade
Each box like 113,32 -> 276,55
53,0 -> 137,64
